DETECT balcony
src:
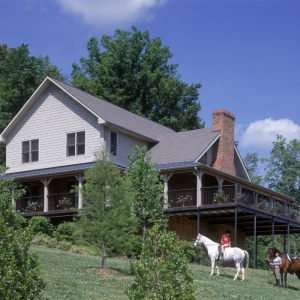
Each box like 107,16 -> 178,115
17,193 -> 77,214
168,185 -> 300,222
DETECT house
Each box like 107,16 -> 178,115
1,77 -> 300,267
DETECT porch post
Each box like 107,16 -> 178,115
234,208 -> 237,247
193,169 -> 203,206
75,175 -> 84,209
41,179 -> 52,212
163,174 -> 173,208
287,223 -> 290,253
11,187 -> 16,210
217,177 -> 224,192
254,214 -> 257,269
272,218 -> 275,248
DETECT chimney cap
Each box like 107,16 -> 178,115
212,109 -> 235,121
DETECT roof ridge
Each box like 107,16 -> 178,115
49,77 -> 175,133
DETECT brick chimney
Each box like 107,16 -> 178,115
212,109 -> 236,176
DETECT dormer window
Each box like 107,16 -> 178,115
22,139 -> 39,163
66,131 -> 85,156
110,131 -> 117,156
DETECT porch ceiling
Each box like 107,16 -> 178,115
165,204 -> 300,236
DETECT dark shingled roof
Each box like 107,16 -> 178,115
0,163 -> 95,180
51,78 -> 175,142
149,128 -> 220,165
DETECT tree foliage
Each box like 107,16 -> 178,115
71,26 -> 203,132
125,145 -> 166,242
0,166 -> 45,298
243,152 -> 263,185
0,43 -> 64,132
76,147 -> 137,268
262,135 -> 300,203
126,224 -> 196,300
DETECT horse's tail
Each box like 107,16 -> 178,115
244,251 -> 249,279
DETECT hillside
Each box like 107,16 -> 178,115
31,245 -> 300,299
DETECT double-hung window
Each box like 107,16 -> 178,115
110,131 -> 117,156
22,139 -> 39,163
66,131 -> 85,156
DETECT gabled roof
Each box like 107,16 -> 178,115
0,77 -> 175,143
149,128 -> 220,165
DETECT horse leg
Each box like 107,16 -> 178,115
234,262 -> 241,281
284,270 -> 287,288
241,265 -> 245,281
210,258 -> 215,276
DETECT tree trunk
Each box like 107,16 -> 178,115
102,242 -> 107,269
142,219 -> 146,244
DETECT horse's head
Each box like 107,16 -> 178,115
265,247 -> 280,263
194,234 -> 202,247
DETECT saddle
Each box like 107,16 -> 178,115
287,254 -> 297,263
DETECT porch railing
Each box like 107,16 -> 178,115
17,193 -> 77,213
48,193 -> 77,211
168,185 -> 300,221
168,188 -> 197,208
16,196 -> 44,213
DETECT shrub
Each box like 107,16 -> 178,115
70,245 -> 83,254
31,233 -> 50,245
126,224 -> 196,299
0,171 -> 45,298
53,221 -> 77,242
126,235 -> 143,259
179,240 -> 204,263
28,216 -> 55,236
58,240 -> 72,251
45,237 -> 57,248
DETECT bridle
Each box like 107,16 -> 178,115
195,234 -> 202,245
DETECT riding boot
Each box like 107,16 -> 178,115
276,279 -> 280,287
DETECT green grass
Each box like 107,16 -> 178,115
31,245 -> 300,299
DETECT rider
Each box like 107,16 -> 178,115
221,229 -> 231,255
270,250 -> 282,287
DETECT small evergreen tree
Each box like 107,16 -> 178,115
126,145 -> 166,243
126,224 -> 196,300
0,166 -> 45,298
76,147 -> 137,268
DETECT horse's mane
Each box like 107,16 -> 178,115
201,234 -> 219,245
271,247 -> 282,254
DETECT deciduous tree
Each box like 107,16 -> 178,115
243,152 -> 263,185
0,43 -> 64,132
262,135 -> 300,203
71,27 -> 203,132
0,166 -> 45,298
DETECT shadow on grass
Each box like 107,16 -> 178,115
86,266 -> 131,277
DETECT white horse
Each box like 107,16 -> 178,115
194,233 -> 249,281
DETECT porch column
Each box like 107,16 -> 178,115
75,175 -> 84,209
41,179 -> 52,212
216,177 -> 224,192
193,169 -> 203,206
163,174 -> 173,208
254,214 -> 257,269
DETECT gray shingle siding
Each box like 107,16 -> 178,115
51,78 -> 175,142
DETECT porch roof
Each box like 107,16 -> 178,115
0,162 -> 95,180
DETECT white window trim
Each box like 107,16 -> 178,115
66,131 -> 86,157
21,138 -> 39,164
110,131 -> 118,156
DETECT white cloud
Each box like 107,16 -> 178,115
238,118 -> 300,150
56,0 -> 167,27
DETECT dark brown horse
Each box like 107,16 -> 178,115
265,248 -> 300,288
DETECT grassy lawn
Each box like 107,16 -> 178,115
31,245 -> 300,299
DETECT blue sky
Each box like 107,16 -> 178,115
1,0 -> 300,171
